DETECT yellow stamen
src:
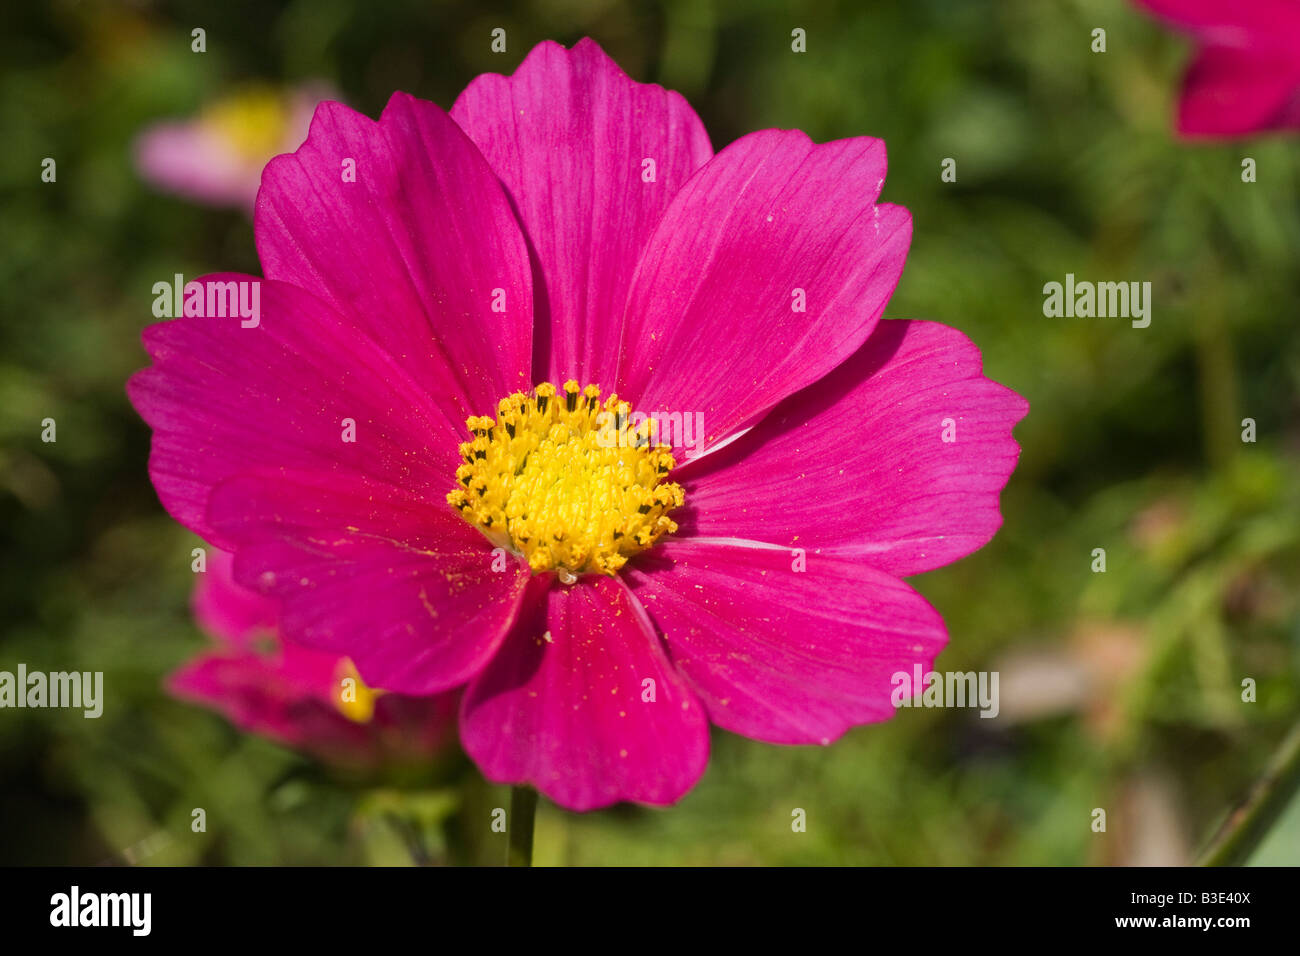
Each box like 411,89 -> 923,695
334,659 -> 381,724
201,87 -> 289,162
447,381 -> 684,577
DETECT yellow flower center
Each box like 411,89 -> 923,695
334,659 -> 381,724
201,87 -> 289,163
447,381 -> 684,579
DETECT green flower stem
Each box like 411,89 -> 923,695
386,811 -> 432,866
507,785 -> 538,867
1197,720 -> 1300,866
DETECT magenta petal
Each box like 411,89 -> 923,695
167,641 -> 458,765
1177,45 -> 1300,136
625,540 -> 948,745
192,547 -> 278,645
679,320 -> 1027,576
460,575 -> 709,811
615,128 -> 911,451
255,94 -> 534,414
1135,0 -> 1300,38
127,277 -> 466,546
167,646 -> 376,760
208,469 -> 530,696
1134,0 -> 1300,137
451,39 -> 712,385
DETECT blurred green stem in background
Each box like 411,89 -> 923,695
356,787 -> 459,866
1197,721 -> 1300,866
507,785 -> 538,867
1193,262 -> 1240,474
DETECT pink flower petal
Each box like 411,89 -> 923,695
255,93 -> 534,416
167,641 -> 458,765
208,468 -> 530,696
192,547 -> 278,645
127,277 -> 467,546
625,540 -> 948,745
1135,0 -> 1300,40
676,320 -> 1027,576
451,39 -> 712,385
134,122 -> 260,208
1134,0 -> 1300,137
1177,45 -> 1300,136
460,575 -> 709,811
615,129 -> 911,452
168,647 -> 375,759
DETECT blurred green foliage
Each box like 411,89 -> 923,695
1,0 -> 1298,865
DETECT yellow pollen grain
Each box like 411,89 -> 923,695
446,381 -> 684,577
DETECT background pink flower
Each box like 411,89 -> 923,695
134,82 -> 335,210
130,39 -> 1027,810
168,548 -> 458,767
1135,0 -> 1300,137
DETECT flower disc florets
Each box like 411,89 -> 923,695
447,380 -> 684,578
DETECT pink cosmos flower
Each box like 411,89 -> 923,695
1135,0 -> 1300,137
134,83 -> 334,210
129,38 -> 1028,810
168,548 -> 457,766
